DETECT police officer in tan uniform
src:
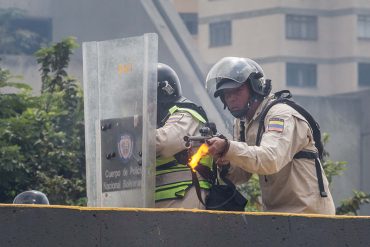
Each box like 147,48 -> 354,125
155,63 -> 212,209
206,57 -> 335,214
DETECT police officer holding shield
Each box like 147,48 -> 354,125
155,63 -> 212,209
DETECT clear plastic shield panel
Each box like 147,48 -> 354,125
83,34 -> 157,207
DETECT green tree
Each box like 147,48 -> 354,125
336,190 -> 370,216
238,133 -> 370,215
240,174 -> 261,212
0,37 -> 86,205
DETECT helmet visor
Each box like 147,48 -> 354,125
205,57 -> 263,97
213,79 -> 244,98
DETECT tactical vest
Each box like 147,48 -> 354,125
254,90 -> 327,197
155,106 -> 213,202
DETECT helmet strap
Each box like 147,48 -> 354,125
157,102 -> 172,127
159,80 -> 175,96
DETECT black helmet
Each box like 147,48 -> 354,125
206,57 -> 271,98
13,190 -> 50,205
157,63 -> 182,103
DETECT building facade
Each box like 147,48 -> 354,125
172,0 -> 370,214
174,0 -> 370,96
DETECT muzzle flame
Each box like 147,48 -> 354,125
189,143 -> 209,172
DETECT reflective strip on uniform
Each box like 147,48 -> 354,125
168,106 -> 206,123
155,180 -> 211,192
157,157 -> 212,171
156,157 -> 175,167
155,155 -> 213,201
156,169 -> 207,187
155,183 -> 191,201
199,155 -> 213,169
156,166 -> 189,176
156,160 -> 189,175
155,180 -> 211,202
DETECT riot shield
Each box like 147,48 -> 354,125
83,33 -> 157,207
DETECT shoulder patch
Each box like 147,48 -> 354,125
165,113 -> 184,125
267,118 -> 284,132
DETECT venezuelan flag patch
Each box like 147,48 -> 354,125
267,118 -> 284,132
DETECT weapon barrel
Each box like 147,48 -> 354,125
183,136 -> 211,142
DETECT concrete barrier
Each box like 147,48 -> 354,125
1,204 -> 369,247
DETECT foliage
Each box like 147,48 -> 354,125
0,64 -> 30,92
336,190 -> 370,216
238,174 -> 261,211
0,37 -> 86,205
238,132 -> 370,215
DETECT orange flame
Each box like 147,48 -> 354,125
189,143 -> 209,172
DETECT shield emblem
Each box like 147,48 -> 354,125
118,134 -> 133,162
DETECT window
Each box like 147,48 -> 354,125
358,15 -> 370,39
179,13 -> 198,35
286,15 -> 317,40
358,63 -> 370,86
286,63 -> 317,87
0,17 -> 52,55
209,21 -> 231,47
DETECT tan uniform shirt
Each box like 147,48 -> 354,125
156,111 -> 201,158
155,110 -> 206,209
225,96 -> 336,214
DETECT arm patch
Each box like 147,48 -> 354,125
267,118 -> 284,132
